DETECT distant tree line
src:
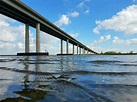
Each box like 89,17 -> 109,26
100,51 -> 137,55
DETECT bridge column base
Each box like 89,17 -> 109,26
57,54 -> 73,56
17,52 -> 49,56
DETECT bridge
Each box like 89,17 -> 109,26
0,0 -> 98,55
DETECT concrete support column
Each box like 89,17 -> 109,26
83,48 -> 85,55
73,44 -> 74,55
77,45 -> 79,55
66,39 -> 69,54
79,48 -> 81,54
61,39 -> 63,54
36,23 -> 40,53
25,24 -> 29,53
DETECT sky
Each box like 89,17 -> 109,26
1,0 -> 137,55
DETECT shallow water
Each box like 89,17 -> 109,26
0,55 -> 137,102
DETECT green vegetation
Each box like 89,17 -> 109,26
100,51 -> 137,55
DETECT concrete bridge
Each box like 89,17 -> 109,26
0,0 -> 98,55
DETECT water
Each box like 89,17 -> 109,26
0,55 -> 137,102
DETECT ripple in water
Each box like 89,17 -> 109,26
0,55 -> 137,102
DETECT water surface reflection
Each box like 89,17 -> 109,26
0,55 -> 137,102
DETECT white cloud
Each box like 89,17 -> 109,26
41,32 -> 59,44
0,14 -> 26,54
70,11 -> 79,17
78,2 -> 84,8
0,41 -> 15,50
40,32 -> 59,54
0,25 -> 25,42
89,42 -> 119,53
93,5 -> 137,35
89,46 -> 112,53
112,36 -> 137,45
0,20 -> 9,27
89,34 -> 111,53
90,35 -> 110,46
0,14 -> 15,27
0,15 -> 25,43
18,42 -> 24,50
55,11 -> 79,27
69,33 -> 79,38
77,1 -> 90,14
77,0 -> 91,8
85,9 -> 89,14
41,43 -> 59,54
105,34 -> 111,40
55,14 -> 70,27
93,23 -> 101,34
126,38 -> 137,45
98,36 -> 104,42
54,11 -> 79,27
113,36 -> 124,44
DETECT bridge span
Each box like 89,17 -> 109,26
0,0 -> 98,55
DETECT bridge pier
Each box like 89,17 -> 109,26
58,39 -> 74,55
66,39 -> 69,54
73,44 -> 74,55
61,39 -> 63,54
18,23 -> 48,56
77,45 -> 79,55
79,48 -> 81,54
25,24 -> 29,53
36,23 -> 40,53
83,48 -> 85,55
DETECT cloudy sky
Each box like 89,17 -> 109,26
1,0 -> 137,55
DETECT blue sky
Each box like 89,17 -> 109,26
0,0 -> 137,55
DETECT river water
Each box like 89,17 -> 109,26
0,55 -> 137,102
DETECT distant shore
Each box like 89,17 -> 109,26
100,53 -> 137,55
100,51 -> 137,55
